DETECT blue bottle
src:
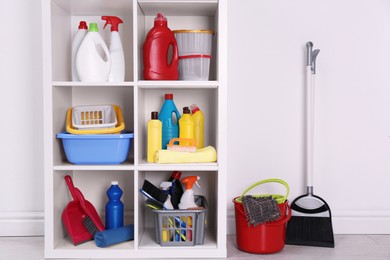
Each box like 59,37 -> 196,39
105,181 -> 124,229
158,93 -> 181,149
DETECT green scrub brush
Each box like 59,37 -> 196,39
241,195 -> 281,226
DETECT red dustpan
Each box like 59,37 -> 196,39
62,175 -> 105,245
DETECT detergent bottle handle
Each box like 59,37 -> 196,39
173,108 -> 181,123
95,41 -> 111,64
169,40 -> 179,68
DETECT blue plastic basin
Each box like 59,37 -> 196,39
57,131 -> 134,165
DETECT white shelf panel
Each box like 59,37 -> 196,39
53,162 -> 136,171
52,0 -> 133,16
137,80 -> 218,89
52,81 -> 135,87
137,161 -> 218,171
138,0 -> 218,16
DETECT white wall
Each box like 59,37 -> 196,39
1,0 -> 390,236
227,0 -> 390,234
0,0 -> 44,235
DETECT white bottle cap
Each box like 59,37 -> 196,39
111,181 -> 118,185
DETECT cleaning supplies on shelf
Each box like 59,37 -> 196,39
62,175 -> 94,245
66,104 -> 125,135
57,131 -> 134,165
179,176 -> 201,209
159,93 -> 181,149
143,13 -> 179,80
153,195 -> 208,246
168,171 -> 184,209
139,179 -> 173,210
72,21 -> 88,81
147,111 -> 162,162
105,181 -> 124,230
76,22 -> 111,82
101,16 -> 125,82
71,104 -> 118,130
179,107 -> 194,146
173,29 -> 214,80
95,224 -> 134,248
166,138 -> 197,152
62,175 -> 105,245
190,104 -> 204,149
155,145 -> 217,164
160,181 -> 174,210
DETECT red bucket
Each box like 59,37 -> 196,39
232,179 -> 291,254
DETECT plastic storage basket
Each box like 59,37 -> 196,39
178,55 -> 211,81
57,131 -> 134,165
173,30 -> 214,56
72,105 -> 117,129
153,195 -> 207,246
66,104 -> 125,134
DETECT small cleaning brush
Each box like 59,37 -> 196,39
241,195 -> 281,226
139,179 -> 173,209
167,138 -> 197,152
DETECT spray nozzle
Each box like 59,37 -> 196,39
160,181 -> 172,191
182,176 -> 201,190
101,16 -> 123,32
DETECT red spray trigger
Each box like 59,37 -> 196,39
101,16 -> 123,32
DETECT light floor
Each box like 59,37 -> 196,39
1,235 -> 390,260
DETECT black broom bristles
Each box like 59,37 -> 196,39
286,216 -> 335,248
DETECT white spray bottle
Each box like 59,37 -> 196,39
160,181 -> 174,210
178,176 -> 200,209
102,16 -> 125,82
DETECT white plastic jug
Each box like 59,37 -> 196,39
72,21 -> 88,81
76,23 -> 111,82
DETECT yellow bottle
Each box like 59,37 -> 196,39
179,107 -> 194,146
190,104 -> 204,149
147,111 -> 162,162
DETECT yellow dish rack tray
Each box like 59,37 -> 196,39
66,104 -> 125,134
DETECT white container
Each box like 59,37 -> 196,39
76,23 -> 111,82
107,31 -> 125,82
72,21 -> 88,81
178,55 -> 211,81
102,16 -> 125,82
173,30 -> 214,56
72,105 -> 117,129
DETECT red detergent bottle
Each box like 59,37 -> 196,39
143,13 -> 179,80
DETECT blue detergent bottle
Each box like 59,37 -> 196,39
105,181 -> 124,229
158,93 -> 181,149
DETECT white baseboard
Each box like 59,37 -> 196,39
1,210 -> 390,237
227,210 -> 390,235
0,212 -> 44,236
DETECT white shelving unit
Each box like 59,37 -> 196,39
42,0 -> 227,258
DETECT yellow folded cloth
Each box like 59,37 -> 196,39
155,146 -> 217,164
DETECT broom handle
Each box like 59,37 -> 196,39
306,65 -> 314,192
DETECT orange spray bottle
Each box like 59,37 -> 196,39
178,176 -> 200,209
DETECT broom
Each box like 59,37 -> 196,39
285,42 -> 334,248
